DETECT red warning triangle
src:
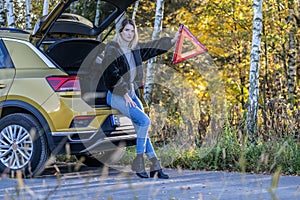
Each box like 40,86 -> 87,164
172,24 -> 208,64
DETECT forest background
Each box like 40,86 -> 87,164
0,0 -> 299,176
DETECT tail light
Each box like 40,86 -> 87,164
46,76 -> 80,92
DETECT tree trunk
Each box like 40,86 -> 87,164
70,1 -> 78,13
94,0 -> 101,27
296,0 -> 300,97
43,0 -> 49,16
0,0 -> 5,27
287,8 -> 297,108
25,0 -> 32,30
246,0 -> 263,136
144,0 -> 164,105
6,0 -> 15,28
132,0 -> 139,20
82,1 -> 87,16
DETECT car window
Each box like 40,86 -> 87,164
63,0 -> 118,41
65,0 -> 117,28
0,40 -> 14,69
3,39 -> 50,69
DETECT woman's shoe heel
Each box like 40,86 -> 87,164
150,158 -> 169,179
150,169 -> 169,179
131,154 -> 149,178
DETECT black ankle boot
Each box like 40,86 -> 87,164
131,154 -> 149,178
150,157 -> 169,179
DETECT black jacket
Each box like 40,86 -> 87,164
103,37 -> 174,96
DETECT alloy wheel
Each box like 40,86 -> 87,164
0,125 -> 34,170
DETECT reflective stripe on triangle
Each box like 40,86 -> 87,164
172,24 -> 208,64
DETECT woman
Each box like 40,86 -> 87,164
103,18 -> 178,179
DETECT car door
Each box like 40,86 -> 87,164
0,39 -> 15,103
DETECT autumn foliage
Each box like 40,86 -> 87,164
1,0 -> 299,174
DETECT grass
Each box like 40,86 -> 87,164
118,129 -> 300,176
178,134 -> 299,175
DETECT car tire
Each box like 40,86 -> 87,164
76,147 -> 126,167
0,113 -> 50,177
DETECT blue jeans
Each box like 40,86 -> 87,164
106,91 -> 157,159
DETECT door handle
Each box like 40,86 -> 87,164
0,84 -> 6,89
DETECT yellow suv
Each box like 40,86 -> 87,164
0,0 -> 136,177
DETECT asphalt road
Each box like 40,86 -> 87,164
0,163 -> 299,200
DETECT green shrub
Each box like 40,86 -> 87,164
169,129 -> 299,175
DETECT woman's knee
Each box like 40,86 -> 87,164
133,113 -> 150,127
141,116 -> 151,127
136,115 -> 150,127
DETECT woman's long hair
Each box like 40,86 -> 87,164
113,18 -> 139,49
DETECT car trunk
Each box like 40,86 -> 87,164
31,0 -> 136,107
45,38 -> 108,107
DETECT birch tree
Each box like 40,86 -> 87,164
25,0 -> 32,30
132,0 -> 139,21
0,0 -> 5,27
246,0 -> 263,136
43,0 -> 49,16
81,0 -> 87,16
144,0 -> 164,105
286,6 -> 297,108
6,0 -> 15,28
70,1 -> 78,13
94,0 -> 101,27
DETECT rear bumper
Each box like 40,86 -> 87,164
80,133 -> 136,153
50,128 -> 136,154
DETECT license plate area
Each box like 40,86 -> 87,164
110,115 -> 121,127
110,114 -> 134,129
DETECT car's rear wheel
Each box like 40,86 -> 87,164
76,147 -> 126,167
0,113 -> 49,177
